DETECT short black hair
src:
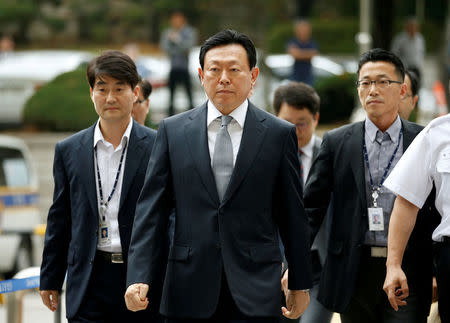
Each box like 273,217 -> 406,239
87,50 -> 139,89
139,79 -> 152,99
273,82 -> 320,115
199,29 -> 257,70
405,69 -> 420,96
357,48 -> 405,82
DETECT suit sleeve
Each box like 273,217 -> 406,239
304,132 -> 333,245
127,120 -> 173,287
276,126 -> 313,290
40,143 -> 71,291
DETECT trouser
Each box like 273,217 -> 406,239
340,248 -> 427,323
168,68 -> 193,116
69,251 -> 162,323
165,270 -> 278,323
436,238 -> 450,323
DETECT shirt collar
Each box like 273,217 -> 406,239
365,115 -> 402,143
207,99 -> 248,128
94,117 -> 133,149
300,134 -> 316,158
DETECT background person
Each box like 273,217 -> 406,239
391,17 -> 425,73
398,69 -> 419,120
160,10 -> 197,116
39,50 -> 162,323
125,29 -> 313,322
286,19 -> 318,86
274,82 -> 333,323
132,79 -> 152,125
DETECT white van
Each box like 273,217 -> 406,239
0,135 -> 40,278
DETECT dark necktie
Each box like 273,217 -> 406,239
298,149 -> 304,185
212,115 -> 233,201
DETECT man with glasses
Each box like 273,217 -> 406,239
300,48 -> 434,322
398,69 -> 419,120
274,82 -> 333,323
132,79 -> 152,125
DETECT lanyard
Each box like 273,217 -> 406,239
94,141 -> 128,220
362,129 -> 402,207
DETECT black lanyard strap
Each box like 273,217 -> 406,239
94,140 -> 128,209
362,128 -> 402,202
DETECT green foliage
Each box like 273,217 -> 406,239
23,68 -> 98,131
0,0 -> 35,23
315,73 -> 357,123
266,18 -> 359,54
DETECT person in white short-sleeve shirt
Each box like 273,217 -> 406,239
383,113 -> 450,322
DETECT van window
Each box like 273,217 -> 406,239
0,148 -> 29,187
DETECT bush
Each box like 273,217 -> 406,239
315,73 -> 357,123
266,18 -> 359,54
23,68 -> 98,131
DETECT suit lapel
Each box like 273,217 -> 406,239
119,120 -> 146,212
76,124 -> 99,221
222,103 -> 267,204
185,104 -> 220,204
349,122 -> 367,208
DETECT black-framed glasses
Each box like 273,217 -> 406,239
356,79 -> 402,89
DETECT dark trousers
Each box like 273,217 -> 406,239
165,271 -> 278,323
168,68 -> 193,116
340,250 -> 427,323
436,241 -> 450,323
69,251 -> 162,323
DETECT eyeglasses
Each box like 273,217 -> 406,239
402,94 -> 414,100
294,121 -> 311,129
356,79 -> 402,90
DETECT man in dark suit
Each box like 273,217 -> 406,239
303,49 -> 434,322
125,29 -> 313,322
274,82 -> 333,323
39,50 -> 161,323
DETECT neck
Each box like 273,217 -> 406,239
99,118 -> 130,148
369,114 -> 397,132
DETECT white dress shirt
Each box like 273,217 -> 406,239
207,100 -> 248,167
93,118 -> 132,252
300,134 -> 316,185
384,114 -> 450,242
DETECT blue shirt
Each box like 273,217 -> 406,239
287,38 -> 318,85
363,116 -> 403,246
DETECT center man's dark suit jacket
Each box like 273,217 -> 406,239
304,119 -> 435,314
127,101 -> 313,319
40,120 -> 157,319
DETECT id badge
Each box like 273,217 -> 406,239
368,207 -> 384,231
98,218 -> 111,246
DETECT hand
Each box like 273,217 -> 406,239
432,276 -> 439,303
281,269 -> 288,295
282,289 -> 310,319
125,283 -> 149,312
383,265 -> 409,311
40,290 -> 59,312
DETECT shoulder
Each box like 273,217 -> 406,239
324,122 -> 362,140
249,103 -> 294,131
402,119 -> 424,135
133,121 -> 157,140
56,124 -> 95,150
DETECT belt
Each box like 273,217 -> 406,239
96,250 -> 124,264
363,245 -> 387,258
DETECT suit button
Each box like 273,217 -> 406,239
90,258 -> 94,265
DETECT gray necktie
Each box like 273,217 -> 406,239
212,115 -> 233,201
